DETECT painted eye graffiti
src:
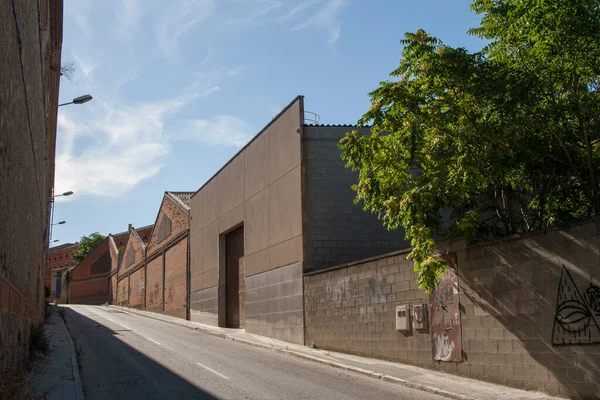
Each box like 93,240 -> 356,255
555,300 -> 591,333
586,285 -> 600,315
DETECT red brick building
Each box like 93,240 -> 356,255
47,242 -> 78,289
69,236 -> 119,304
116,226 -> 146,306
115,192 -> 192,319
1,0 -> 63,378
47,224 -> 152,296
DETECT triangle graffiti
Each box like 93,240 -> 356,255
552,265 -> 600,345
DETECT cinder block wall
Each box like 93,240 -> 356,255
302,126 -> 409,272
304,219 -> 600,399
0,0 -> 61,378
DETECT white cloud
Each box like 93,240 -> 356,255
115,0 -> 142,38
174,115 -> 254,147
292,0 -> 347,44
276,0 -> 319,22
155,0 -> 216,59
54,86 -> 218,198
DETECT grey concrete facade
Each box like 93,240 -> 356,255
188,97 -> 411,345
189,286 -> 218,326
189,96 -> 305,342
245,262 -> 304,344
302,126 -> 409,272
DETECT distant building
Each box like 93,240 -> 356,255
47,224 -> 152,297
115,192 -> 192,317
188,96 -> 409,344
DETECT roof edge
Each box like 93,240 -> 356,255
191,95 -> 304,199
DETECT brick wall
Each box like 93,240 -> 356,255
129,268 -> 145,308
145,256 -> 163,312
116,277 -> 129,306
70,236 -> 118,304
70,277 -> 109,305
109,273 -> 117,304
146,196 -> 188,257
164,239 -> 186,318
302,126 -> 409,272
304,219 -> 600,399
47,244 -> 78,288
0,0 -> 62,378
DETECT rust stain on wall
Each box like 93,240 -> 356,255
429,253 -> 463,362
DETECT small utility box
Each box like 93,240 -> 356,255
396,305 -> 410,331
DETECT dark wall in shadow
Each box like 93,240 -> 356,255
456,219 -> 600,399
62,307 -> 217,399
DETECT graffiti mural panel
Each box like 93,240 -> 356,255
429,253 -> 463,362
552,265 -> 600,345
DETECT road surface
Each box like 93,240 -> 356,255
62,305 -> 446,399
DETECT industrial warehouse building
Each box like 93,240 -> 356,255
115,192 -> 193,318
188,96 -> 409,344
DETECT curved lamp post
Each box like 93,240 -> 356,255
58,94 -> 93,107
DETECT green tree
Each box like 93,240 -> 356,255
72,232 -> 106,264
340,1 -> 600,293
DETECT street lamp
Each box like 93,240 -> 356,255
58,94 -> 93,107
54,191 -> 74,198
52,221 -> 66,225
49,239 -> 59,243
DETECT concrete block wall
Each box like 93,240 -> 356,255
302,126 -> 409,272
245,262 -> 304,344
304,219 -> 600,399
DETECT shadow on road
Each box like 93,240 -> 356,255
62,306 -> 218,399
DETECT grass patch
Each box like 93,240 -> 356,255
29,324 -> 49,360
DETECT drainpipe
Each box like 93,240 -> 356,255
162,250 -> 166,312
186,228 -> 190,320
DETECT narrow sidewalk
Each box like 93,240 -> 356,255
108,305 -> 560,400
28,306 -> 84,400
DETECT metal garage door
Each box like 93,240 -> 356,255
225,226 -> 245,328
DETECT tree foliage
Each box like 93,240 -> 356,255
340,0 -> 600,293
72,232 -> 106,264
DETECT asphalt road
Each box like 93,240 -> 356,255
62,305 -> 446,400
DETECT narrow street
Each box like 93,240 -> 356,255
61,305 -> 446,400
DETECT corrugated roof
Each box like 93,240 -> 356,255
167,191 -> 194,207
304,124 -> 364,127
49,242 -> 78,253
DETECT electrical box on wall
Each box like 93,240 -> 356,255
395,305 -> 410,331
412,304 -> 429,331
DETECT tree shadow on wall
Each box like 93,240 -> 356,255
458,222 -> 600,399
61,307 -> 218,399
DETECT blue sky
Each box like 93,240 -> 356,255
53,0 -> 484,246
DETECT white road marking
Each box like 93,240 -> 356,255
147,338 -> 162,346
196,362 -> 230,380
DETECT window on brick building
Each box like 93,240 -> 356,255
157,214 -> 172,244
